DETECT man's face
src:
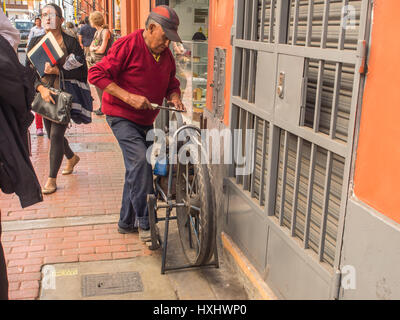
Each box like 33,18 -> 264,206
148,24 -> 171,54
41,6 -> 63,31
35,18 -> 41,27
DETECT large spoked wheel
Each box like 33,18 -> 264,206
176,159 -> 215,266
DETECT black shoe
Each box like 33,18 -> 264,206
94,108 -> 104,116
118,226 -> 138,234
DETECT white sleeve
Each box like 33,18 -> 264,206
0,9 -> 20,52
27,28 -> 34,46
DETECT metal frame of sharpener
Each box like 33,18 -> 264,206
147,124 -> 219,274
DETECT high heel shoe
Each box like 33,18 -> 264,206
42,186 -> 57,195
62,154 -> 80,175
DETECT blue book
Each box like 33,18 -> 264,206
27,32 -> 64,78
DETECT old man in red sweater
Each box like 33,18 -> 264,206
88,6 -> 184,241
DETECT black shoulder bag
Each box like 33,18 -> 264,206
31,71 -> 73,125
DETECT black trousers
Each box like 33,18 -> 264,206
43,119 -> 74,178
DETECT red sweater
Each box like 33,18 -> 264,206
88,29 -> 180,126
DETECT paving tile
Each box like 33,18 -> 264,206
1,106 -> 150,300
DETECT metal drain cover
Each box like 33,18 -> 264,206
81,272 -> 143,297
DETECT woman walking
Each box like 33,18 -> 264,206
26,3 -> 86,194
88,11 -> 112,116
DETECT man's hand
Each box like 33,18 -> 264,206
103,83 -> 153,110
168,93 -> 185,112
44,62 -> 59,75
124,93 -> 152,110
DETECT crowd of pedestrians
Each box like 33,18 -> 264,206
0,3 -> 184,300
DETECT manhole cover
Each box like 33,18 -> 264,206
69,142 -> 118,152
81,272 -> 143,297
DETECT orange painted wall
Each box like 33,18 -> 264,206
205,0 -> 234,126
353,0 -> 400,224
118,0 -> 153,36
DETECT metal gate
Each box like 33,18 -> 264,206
226,0 -> 371,299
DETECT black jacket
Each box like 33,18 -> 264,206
26,31 -> 88,90
0,34 -> 43,208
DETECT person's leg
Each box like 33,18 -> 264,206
94,87 -> 104,115
43,118 -> 52,139
35,113 -> 44,136
106,116 -> 136,231
117,171 -> 138,232
61,134 -> 79,175
107,116 -> 154,231
42,119 -> 71,192
47,121 -> 69,178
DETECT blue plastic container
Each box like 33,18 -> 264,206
154,157 -> 168,176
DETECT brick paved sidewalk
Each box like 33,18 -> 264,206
0,90 -> 152,300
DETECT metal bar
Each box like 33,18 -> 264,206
240,49 -> 248,99
231,95 -> 273,123
338,0 -> 349,50
251,0 -> 258,41
229,105 -> 240,177
291,0 -> 300,45
188,216 -> 193,249
259,0 -> 266,41
163,262 -> 219,272
266,125 -> 280,216
333,0 -> 373,273
243,0 -> 250,40
189,215 -> 201,249
304,143 -> 316,249
243,111 -> 251,191
321,0 -> 330,49
155,216 -> 178,222
318,150 -> 333,261
233,40 -> 359,64
161,207 -> 171,274
305,0 -> 314,47
259,120 -> 268,206
299,59 -> 309,126
290,136 -> 303,237
313,60 -> 325,133
235,0 -> 245,39
329,63 -> 342,139
279,130 -> 289,226
248,50 -> 256,102
186,164 -> 189,194
269,0 -> 276,43
276,0 -> 290,44
250,117 -> 259,197
232,48 -> 243,96
232,95 -> 348,157
236,108 -> 243,184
